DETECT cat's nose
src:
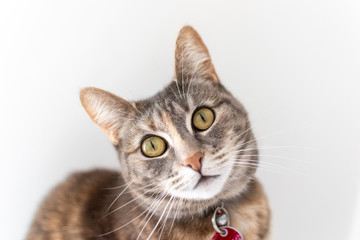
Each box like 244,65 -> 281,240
184,152 -> 203,172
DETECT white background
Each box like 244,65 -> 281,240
1,1 -> 359,239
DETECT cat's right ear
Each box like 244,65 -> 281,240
79,87 -> 138,145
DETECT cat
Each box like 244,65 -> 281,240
26,26 -> 271,240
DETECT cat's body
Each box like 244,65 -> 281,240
26,26 -> 271,240
27,169 -> 270,240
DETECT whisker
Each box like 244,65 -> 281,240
230,158 -> 287,168
232,163 -> 281,172
145,195 -> 175,240
138,193 -> 164,226
102,184 -> 161,218
168,198 -> 182,237
230,104 -> 292,143
157,197 -> 177,239
136,192 -> 171,240
230,145 -> 308,155
135,178 -> 185,240
103,181 -> 133,190
105,180 -> 133,213
231,159 -> 306,175
231,124 -> 254,144
126,175 -> 183,215
103,176 -> 184,218
236,154 -> 300,162
235,153 -> 314,165
124,182 -> 158,195
137,193 -> 163,226
230,127 -> 310,151
154,180 -> 192,239
169,84 -> 181,102
98,192 -> 162,237
174,77 -> 183,100
230,170 -> 254,180
127,191 -> 158,214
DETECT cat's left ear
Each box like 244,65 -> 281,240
79,87 -> 139,145
175,26 -> 219,83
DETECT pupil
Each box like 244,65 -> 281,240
150,140 -> 155,150
199,113 -> 206,122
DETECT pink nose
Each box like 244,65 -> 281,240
184,152 -> 203,172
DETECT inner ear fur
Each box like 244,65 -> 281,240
79,87 -> 138,145
175,26 -> 219,84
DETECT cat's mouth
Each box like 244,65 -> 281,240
170,172 -> 227,200
193,174 -> 220,189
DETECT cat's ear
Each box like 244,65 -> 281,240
175,26 -> 219,83
80,87 -> 138,145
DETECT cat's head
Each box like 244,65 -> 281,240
80,26 -> 258,217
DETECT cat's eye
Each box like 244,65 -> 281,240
192,107 -> 215,131
141,136 -> 167,157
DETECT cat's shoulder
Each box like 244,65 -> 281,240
47,168 -> 121,203
26,169 -> 121,239
34,168 -> 121,212
62,168 -> 121,186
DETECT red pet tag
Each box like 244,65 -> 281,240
211,226 -> 243,240
211,206 -> 244,240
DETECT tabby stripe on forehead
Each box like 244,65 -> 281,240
211,98 -> 233,110
147,120 -> 157,131
161,112 -> 185,144
166,101 -> 176,115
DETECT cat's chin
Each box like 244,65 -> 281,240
169,173 -> 228,200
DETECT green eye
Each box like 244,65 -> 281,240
192,107 -> 215,131
141,136 -> 167,157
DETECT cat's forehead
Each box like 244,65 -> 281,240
138,79 -> 226,114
